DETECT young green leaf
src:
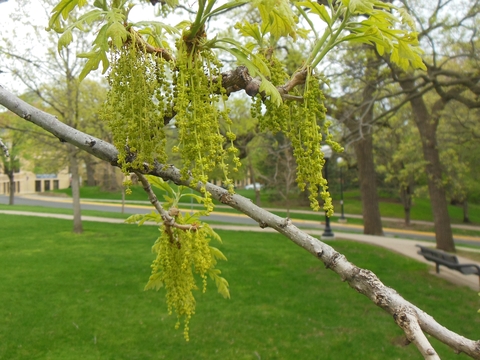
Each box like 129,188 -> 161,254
57,29 -> 73,51
48,0 -> 88,32
77,49 -> 110,81
131,21 -> 180,36
106,21 -> 128,49
234,20 -> 264,45
253,0 -> 298,39
145,175 -> 176,199
296,1 -> 332,26
259,76 -> 283,106
210,246 -> 228,261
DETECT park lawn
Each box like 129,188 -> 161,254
0,215 -> 479,359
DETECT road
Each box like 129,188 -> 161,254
1,194 -> 480,246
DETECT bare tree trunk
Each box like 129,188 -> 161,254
247,156 -> 261,206
84,155 -> 97,186
354,133 -> 384,235
101,163 -> 121,191
399,79 -> 455,252
344,55 -> 384,236
7,171 -> 14,205
400,185 -> 412,226
284,146 -> 294,217
463,199 -> 470,223
68,144 -> 83,234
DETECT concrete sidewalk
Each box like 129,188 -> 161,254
13,193 -> 480,232
2,210 -> 480,291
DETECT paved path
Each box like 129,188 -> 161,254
3,194 -> 480,245
2,209 -> 480,291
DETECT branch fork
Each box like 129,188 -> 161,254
134,171 -> 200,238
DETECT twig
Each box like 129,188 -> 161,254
134,171 -> 199,233
279,69 -> 308,94
128,28 -> 175,62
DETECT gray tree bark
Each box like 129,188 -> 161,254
344,57 -> 384,236
399,78 -> 455,252
7,169 -> 14,205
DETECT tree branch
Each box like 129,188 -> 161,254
135,171 -> 200,233
394,307 -> 440,359
1,86 -> 480,359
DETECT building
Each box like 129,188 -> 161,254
0,169 -> 71,195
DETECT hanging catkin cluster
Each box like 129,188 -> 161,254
252,54 -> 342,215
103,37 -> 240,211
145,216 -> 229,341
172,42 -> 240,211
103,44 -> 172,175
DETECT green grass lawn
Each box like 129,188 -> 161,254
0,215 -> 478,359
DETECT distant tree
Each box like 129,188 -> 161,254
374,107 -> 426,226
378,0 -> 480,251
323,46 -> 385,235
0,133 -> 20,205
1,1 -> 109,232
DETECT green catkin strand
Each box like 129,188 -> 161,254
173,42 -> 240,207
102,44 -> 170,173
250,53 -> 342,215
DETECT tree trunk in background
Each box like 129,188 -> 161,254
85,156 -> 96,186
463,200 -> 470,223
68,144 -> 83,234
346,56 -> 384,236
7,170 -> 14,205
399,79 -> 455,252
101,163 -> 120,191
400,186 -> 412,226
354,134 -> 384,235
247,156 -> 261,206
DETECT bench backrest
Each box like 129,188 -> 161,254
417,246 -> 458,264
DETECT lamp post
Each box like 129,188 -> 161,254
337,157 -> 347,223
321,145 -> 335,240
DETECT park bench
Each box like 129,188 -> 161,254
416,245 -> 480,287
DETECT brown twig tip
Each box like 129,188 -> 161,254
128,27 -> 175,62
172,222 -> 201,232
168,207 -> 180,217
280,69 -> 309,94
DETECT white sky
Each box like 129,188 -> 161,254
0,1 -> 48,92
0,0 -> 190,93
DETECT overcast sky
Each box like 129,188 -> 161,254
0,0 -> 188,93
